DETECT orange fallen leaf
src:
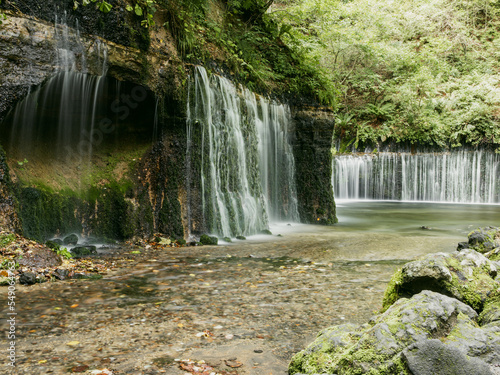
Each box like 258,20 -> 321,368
224,359 -> 243,368
70,304 -> 79,308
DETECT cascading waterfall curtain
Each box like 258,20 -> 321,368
332,150 -> 500,203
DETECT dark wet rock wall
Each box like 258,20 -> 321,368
292,106 -> 337,225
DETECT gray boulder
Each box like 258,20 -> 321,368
468,227 -> 500,254
402,339 -> 494,375
289,291 -> 493,375
382,250 -> 498,312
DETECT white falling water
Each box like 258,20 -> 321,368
332,150 -> 500,203
7,13 -> 109,162
187,66 -> 299,237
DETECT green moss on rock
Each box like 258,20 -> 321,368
380,250 -> 499,313
200,234 -> 218,245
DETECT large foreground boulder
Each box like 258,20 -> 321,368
289,291 -> 500,375
382,249 -> 499,312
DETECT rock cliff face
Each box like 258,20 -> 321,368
0,2 -> 337,240
292,106 -> 337,225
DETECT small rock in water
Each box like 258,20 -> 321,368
254,349 -> 263,353
420,226 -> 432,230
236,235 -> 246,240
71,246 -> 97,258
19,272 -> 37,285
53,268 -> 69,280
63,233 -> 79,245
200,234 -> 218,245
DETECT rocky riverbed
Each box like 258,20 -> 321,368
0,222 -> 462,375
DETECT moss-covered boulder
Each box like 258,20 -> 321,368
71,246 -> 97,258
382,249 -> 499,312
63,234 -> 79,246
478,294 -> 500,327
200,234 -> 218,246
467,227 -> 500,254
289,290 -> 500,375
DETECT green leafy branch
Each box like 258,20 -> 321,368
126,0 -> 157,28
73,0 -> 113,13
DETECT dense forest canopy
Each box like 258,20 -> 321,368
271,0 -> 500,150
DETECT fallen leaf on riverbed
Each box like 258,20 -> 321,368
71,365 -> 89,372
66,341 -> 80,346
224,359 -> 243,368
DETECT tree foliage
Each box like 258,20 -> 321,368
272,0 -> 500,150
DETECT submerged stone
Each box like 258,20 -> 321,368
71,246 -> 97,258
200,234 -> 218,246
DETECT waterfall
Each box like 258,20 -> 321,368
187,66 -> 299,237
3,12 -> 113,163
332,150 -> 500,203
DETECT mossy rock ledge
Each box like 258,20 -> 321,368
290,229 -> 500,375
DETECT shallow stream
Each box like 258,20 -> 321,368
1,202 -> 499,374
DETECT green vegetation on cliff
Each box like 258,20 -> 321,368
156,0 -> 333,101
273,0 -> 500,150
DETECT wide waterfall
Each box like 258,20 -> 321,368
333,150 -> 500,203
187,66 -> 299,238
